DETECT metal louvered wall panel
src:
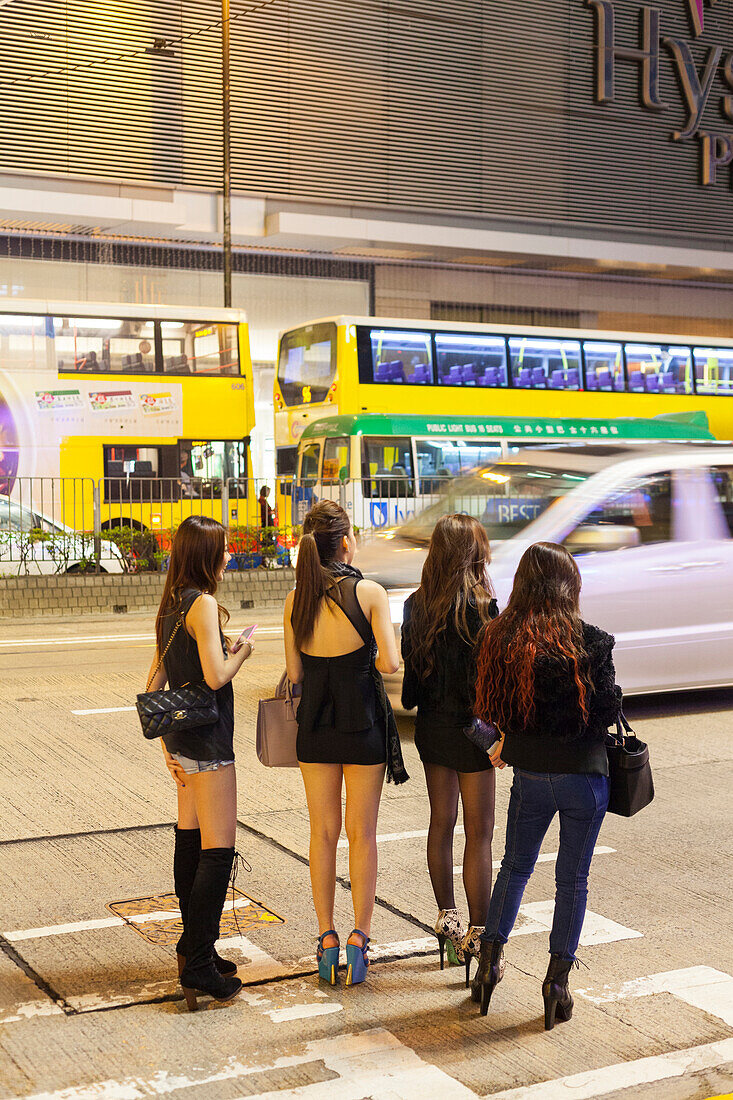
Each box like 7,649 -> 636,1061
2,0 -> 733,243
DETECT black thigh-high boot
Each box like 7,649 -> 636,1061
179,847 -> 243,1010
173,827 -> 237,977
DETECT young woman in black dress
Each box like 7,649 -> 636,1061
401,514 -> 498,983
146,515 -> 255,1010
283,501 -> 405,986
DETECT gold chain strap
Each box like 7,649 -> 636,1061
145,614 -> 184,692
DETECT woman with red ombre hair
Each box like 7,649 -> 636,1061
470,543 -> 622,1030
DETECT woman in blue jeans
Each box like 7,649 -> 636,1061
471,542 -> 622,1029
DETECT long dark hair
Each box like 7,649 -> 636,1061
408,513 -> 494,680
474,542 -> 590,729
292,500 -> 351,648
155,515 -> 230,651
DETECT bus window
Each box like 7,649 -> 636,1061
361,436 -> 413,498
190,440 -> 248,487
509,338 -> 581,390
435,334 -> 507,387
299,442 -> 321,487
625,344 -> 692,395
161,322 -> 239,376
416,439 -> 503,480
368,330 -> 433,385
55,317 -> 156,373
323,437 -> 349,482
0,314 -> 51,372
583,341 -> 624,392
276,445 -> 299,477
278,323 -> 336,404
693,348 -> 733,395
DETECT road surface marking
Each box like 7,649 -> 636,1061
0,1000 -> 65,1025
337,826 -> 464,848
17,1028 -> 477,1099
454,846 -> 616,874
5,916 -> 125,941
515,901 -> 642,945
482,1037 -> 733,1100
5,898 -> 251,941
577,965 -> 733,1027
1,626 -> 283,649
72,706 -> 137,715
265,1002 -> 343,1023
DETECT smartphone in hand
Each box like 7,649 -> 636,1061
232,623 -> 258,653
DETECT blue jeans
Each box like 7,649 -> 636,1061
483,770 -> 610,961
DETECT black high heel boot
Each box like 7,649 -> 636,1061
173,826 -> 237,978
471,940 -> 505,1014
542,955 -> 574,1031
179,847 -> 243,1011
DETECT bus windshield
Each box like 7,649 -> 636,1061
277,322 -> 336,405
400,462 -> 590,542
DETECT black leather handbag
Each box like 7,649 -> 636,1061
136,616 -> 218,741
605,712 -> 654,817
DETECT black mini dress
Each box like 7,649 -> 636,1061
160,587 -> 235,763
296,577 -> 387,766
401,592 -> 498,773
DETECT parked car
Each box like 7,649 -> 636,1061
357,444 -> 733,700
0,496 -> 124,574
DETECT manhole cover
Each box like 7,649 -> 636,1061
107,889 -> 285,946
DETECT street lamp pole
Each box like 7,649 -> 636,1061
222,0 -> 232,307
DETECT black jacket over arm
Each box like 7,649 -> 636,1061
495,622 -> 623,776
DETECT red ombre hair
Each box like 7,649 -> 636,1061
474,542 -> 590,730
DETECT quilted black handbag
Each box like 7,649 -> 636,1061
605,712 -> 654,817
136,616 -> 218,740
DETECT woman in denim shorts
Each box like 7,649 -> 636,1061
145,515 -> 254,1010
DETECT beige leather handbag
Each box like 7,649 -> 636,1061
256,672 -> 300,767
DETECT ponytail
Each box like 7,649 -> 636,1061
291,501 -> 351,648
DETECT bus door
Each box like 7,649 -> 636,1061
359,435 -> 415,530
318,435 -> 353,519
296,439 -> 322,523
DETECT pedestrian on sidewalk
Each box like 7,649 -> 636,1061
471,542 -> 622,1029
400,514 -> 498,985
283,500 -> 407,987
145,515 -> 255,1010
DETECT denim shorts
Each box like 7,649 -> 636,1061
171,753 -> 235,775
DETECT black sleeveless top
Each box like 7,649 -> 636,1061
160,587 -> 235,762
296,577 -> 379,737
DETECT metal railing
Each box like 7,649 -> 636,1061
0,473 -> 454,573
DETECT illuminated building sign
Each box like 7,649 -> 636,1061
585,0 -> 733,186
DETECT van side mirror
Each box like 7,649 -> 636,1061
564,523 -> 641,554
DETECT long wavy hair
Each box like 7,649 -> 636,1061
408,513 -> 494,680
155,515 -> 230,651
474,542 -> 590,729
292,500 -> 351,648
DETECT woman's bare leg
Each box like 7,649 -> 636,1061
343,763 -> 386,940
300,763 -> 343,945
176,781 -> 199,830
458,768 -> 496,926
185,764 -> 237,849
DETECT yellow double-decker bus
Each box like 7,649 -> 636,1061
0,301 -> 255,533
274,316 -> 733,471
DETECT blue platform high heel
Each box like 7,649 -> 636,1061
316,930 -> 340,985
345,929 -> 370,986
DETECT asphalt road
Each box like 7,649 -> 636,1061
0,607 -> 732,1100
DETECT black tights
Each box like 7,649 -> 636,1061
424,763 -> 496,927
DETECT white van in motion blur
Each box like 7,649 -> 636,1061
356,445 -> 733,700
